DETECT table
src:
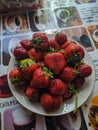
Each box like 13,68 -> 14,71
0,0 -> 98,130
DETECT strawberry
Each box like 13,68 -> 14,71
64,42 -> 85,58
49,79 -> 65,96
60,66 -> 77,81
20,39 -> 32,50
74,77 -> 85,89
25,86 -> 39,101
55,32 -> 67,45
63,42 -> 85,66
63,82 -> 73,99
28,48 -> 44,62
61,41 -> 74,49
30,67 -> 53,88
31,33 -> 49,51
40,93 -> 63,112
18,58 -> 37,80
36,61 -> 45,68
77,63 -> 92,77
44,52 -> 66,75
9,68 -> 24,87
48,39 -> 60,49
13,46 -> 28,60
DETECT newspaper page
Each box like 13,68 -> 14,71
0,0 -> 98,130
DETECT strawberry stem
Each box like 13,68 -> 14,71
73,90 -> 78,113
67,52 -> 82,65
42,66 -> 54,78
68,84 -> 78,113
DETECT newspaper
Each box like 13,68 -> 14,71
0,0 -> 98,130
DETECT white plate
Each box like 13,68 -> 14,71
7,38 -> 95,116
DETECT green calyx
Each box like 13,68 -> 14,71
32,94 -> 39,101
10,76 -> 23,86
31,37 -> 44,48
18,58 -> 36,69
48,46 -> 56,52
42,66 -> 54,79
67,52 -> 82,64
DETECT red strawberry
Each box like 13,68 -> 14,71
36,61 -> 44,68
13,46 -> 28,60
74,77 -> 85,89
49,79 -> 65,96
60,41 -> 74,56
31,33 -> 49,51
30,67 -> 52,88
25,86 -> 39,101
9,68 -> 24,87
61,41 -> 74,49
28,48 -> 44,62
20,39 -> 32,50
63,82 -> 73,99
64,42 -> 85,66
18,58 -> 37,80
49,39 -> 60,49
64,42 -> 85,59
44,52 -> 66,75
77,63 -> 92,77
40,93 -> 63,112
55,32 -> 67,45
60,66 -> 77,81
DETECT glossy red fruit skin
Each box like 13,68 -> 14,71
60,66 -> 76,82
13,47 -> 28,60
40,93 -> 63,112
36,62 -> 44,68
32,33 -> 49,51
61,41 -> 73,49
63,82 -> 73,99
49,39 -> 60,49
74,77 -> 85,89
30,68 -> 49,88
64,43 -> 85,59
20,39 -> 32,50
55,33 -> 67,45
49,79 -> 65,96
28,48 -> 44,62
9,68 -> 24,87
25,86 -> 39,101
77,64 -> 92,77
44,52 -> 66,75
18,58 -> 37,80
20,64 -> 37,80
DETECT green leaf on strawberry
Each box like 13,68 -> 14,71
42,66 -> 54,79
18,58 -> 37,80
18,58 -> 36,69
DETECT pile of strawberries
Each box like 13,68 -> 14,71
9,32 -> 92,112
